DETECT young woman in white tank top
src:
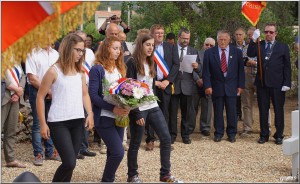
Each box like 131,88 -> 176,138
36,34 -> 94,182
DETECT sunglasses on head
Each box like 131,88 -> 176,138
264,31 -> 275,34
205,43 -> 214,47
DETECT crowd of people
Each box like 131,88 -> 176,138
1,15 -> 293,183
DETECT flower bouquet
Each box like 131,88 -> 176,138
103,77 -> 159,127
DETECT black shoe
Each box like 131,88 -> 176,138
201,130 -> 210,136
275,137 -> 283,145
77,154 -> 85,159
182,138 -> 191,144
258,137 -> 269,144
227,137 -> 236,143
81,150 -> 96,157
214,137 -> 222,142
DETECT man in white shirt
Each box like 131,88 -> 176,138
26,44 -> 61,166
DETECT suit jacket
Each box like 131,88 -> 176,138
88,64 -> 115,126
247,40 -> 291,88
155,42 -> 180,95
202,45 -> 245,97
173,45 -> 201,95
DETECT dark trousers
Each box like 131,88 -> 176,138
48,118 -> 84,182
236,96 -> 242,118
212,96 -> 237,138
128,107 -> 171,178
146,88 -> 171,142
192,93 -> 213,132
256,84 -> 285,138
169,93 -> 195,139
95,116 -> 124,182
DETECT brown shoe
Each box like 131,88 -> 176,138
145,141 -> 154,151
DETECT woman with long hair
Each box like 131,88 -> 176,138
126,34 -> 182,183
89,36 -> 129,182
36,33 -> 94,182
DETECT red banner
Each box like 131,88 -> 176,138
242,1 -> 267,26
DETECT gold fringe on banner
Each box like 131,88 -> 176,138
1,1 -> 100,78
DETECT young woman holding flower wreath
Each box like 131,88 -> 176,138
88,36 -> 129,182
126,34 -> 182,183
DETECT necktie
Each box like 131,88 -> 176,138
266,42 -> 271,54
221,49 -> 227,73
179,47 -> 184,62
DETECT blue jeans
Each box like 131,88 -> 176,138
128,107 -> 171,178
29,85 -> 54,157
95,116 -> 124,182
79,128 -> 89,153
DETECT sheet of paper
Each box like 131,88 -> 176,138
180,55 -> 197,73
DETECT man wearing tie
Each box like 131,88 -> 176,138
203,30 -> 245,143
170,27 -> 200,144
247,22 -> 291,145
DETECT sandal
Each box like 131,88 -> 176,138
6,161 -> 26,168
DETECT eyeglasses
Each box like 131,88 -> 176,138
205,43 -> 214,47
264,31 -> 275,34
73,48 -> 85,54
154,32 -> 164,35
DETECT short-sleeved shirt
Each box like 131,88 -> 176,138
25,47 -> 59,84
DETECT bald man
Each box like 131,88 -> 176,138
105,23 -> 121,38
118,32 -> 131,62
94,23 -> 121,52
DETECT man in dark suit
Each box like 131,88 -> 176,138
247,22 -> 291,145
144,24 -> 180,150
203,30 -> 245,143
170,27 -> 201,144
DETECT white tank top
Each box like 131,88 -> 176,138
48,64 -> 84,122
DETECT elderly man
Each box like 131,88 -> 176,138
203,30 -> 245,143
233,28 -> 248,121
192,37 -> 215,137
247,22 -> 291,145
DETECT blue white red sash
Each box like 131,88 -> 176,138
7,66 -> 21,87
82,61 -> 91,84
153,50 -> 170,78
6,65 -> 23,95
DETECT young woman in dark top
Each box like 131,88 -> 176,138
126,34 -> 182,183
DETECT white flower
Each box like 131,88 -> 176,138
132,87 -> 144,99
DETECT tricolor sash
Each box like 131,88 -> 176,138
82,61 -> 91,85
153,50 -> 170,78
6,65 -> 23,95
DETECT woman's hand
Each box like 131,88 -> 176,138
85,113 -> 94,131
113,106 -> 130,116
40,124 -> 50,140
136,118 -> 145,126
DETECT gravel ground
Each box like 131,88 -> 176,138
1,97 -> 298,183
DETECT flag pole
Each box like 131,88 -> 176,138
256,24 -> 263,86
